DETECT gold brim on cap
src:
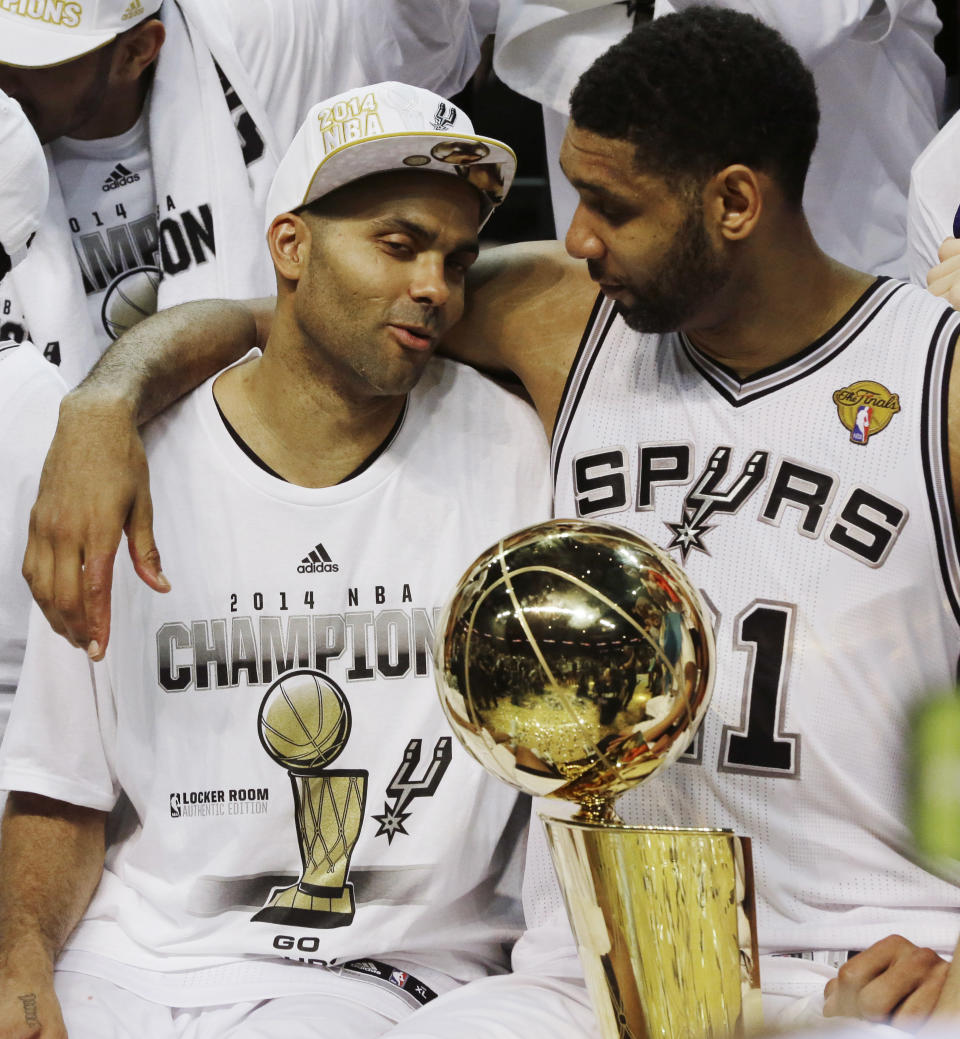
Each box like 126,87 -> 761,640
298,131 -> 517,227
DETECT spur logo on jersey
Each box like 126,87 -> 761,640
832,381 -> 900,445
571,442 -> 909,568
665,447 -> 767,559
1,1 -> 82,27
372,737 -> 452,843
297,541 -> 339,574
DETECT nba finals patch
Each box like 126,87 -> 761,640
832,380 -> 900,445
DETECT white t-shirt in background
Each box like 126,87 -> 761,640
0,343 -> 65,722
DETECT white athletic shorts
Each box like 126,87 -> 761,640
55,971 -> 401,1039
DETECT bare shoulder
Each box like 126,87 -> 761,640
445,240 -> 598,434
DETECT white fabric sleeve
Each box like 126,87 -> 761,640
905,110 -> 960,286
353,0 -> 495,96
0,346 -> 65,704
0,604 -> 118,811
216,0 -> 489,130
906,179 -> 950,287
661,1 -> 927,63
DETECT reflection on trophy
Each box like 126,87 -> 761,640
435,519 -> 762,1038
253,669 -> 367,929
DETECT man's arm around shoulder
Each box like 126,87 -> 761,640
446,240 -> 597,436
23,296 -> 272,657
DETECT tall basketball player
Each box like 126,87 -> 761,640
21,9 -> 960,1034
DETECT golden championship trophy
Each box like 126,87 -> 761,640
435,519 -> 762,1039
253,669 -> 367,928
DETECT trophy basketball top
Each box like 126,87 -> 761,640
434,519 -> 715,822
258,670 -> 352,774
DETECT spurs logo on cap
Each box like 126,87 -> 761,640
431,102 -> 457,132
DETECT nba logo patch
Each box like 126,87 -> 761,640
851,404 -> 872,444
832,380 -> 900,446
389,970 -> 409,988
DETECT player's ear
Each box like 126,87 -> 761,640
706,165 -> 762,242
268,213 -> 308,282
111,19 -> 165,83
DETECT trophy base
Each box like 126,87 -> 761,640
252,881 -> 356,929
542,817 -> 762,1039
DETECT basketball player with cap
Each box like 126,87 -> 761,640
0,88 -> 67,739
0,0 -> 497,387
0,83 -> 553,1038
20,9 -> 960,1034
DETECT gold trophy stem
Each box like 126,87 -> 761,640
542,818 -> 762,1039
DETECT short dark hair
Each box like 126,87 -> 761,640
569,6 -> 819,207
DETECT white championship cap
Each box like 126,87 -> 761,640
0,88 -> 48,277
265,81 -> 517,232
0,0 -> 163,69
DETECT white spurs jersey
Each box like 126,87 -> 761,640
1,357 -> 552,1009
551,279 -> 960,955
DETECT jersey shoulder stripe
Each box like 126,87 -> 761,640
921,306 -> 960,628
551,293 -> 617,482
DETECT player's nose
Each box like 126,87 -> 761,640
409,254 -> 450,308
565,204 -> 606,261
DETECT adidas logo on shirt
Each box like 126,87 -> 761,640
122,0 -> 145,20
101,163 -> 141,192
297,543 -> 339,574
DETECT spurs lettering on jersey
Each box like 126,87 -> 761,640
571,442 -> 907,568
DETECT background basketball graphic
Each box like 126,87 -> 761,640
100,265 -> 161,340
254,670 -> 367,929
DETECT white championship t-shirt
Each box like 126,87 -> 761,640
1,357 -> 553,1011
0,343 -> 65,718
49,112 -> 158,353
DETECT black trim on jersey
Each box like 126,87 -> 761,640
921,310 -> 960,628
551,293 -> 619,483
340,402 -> 406,482
679,277 -> 901,407
214,398 -> 288,480
214,397 -> 407,485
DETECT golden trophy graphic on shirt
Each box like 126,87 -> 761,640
253,669 -> 367,928
435,519 -> 762,1039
